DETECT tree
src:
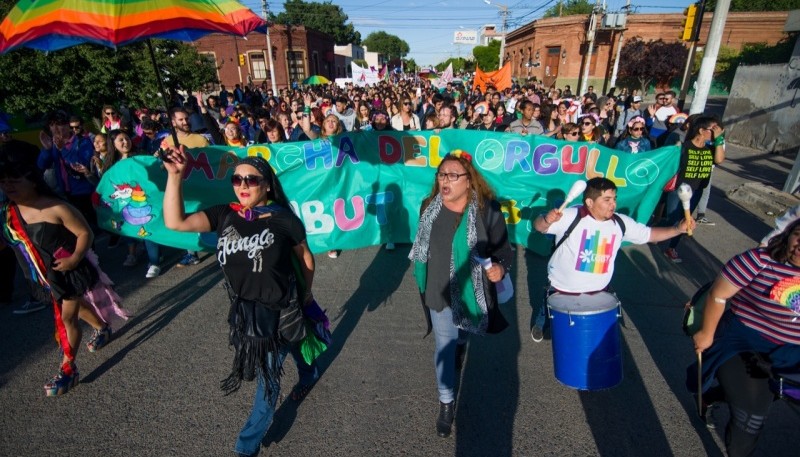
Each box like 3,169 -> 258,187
473,40 -> 501,71
705,0 -> 800,11
617,38 -> 688,94
404,58 -> 418,73
435,57 -> 473,74
543,0 -> 595,18
362,31 -> 410,60
271,0 -> 361,45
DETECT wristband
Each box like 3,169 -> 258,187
714,136 -> 725,147
304,106 -> 311,114
713,297 -> 726,304
542,213 -> 551,224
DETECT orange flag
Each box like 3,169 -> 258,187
473,63 -> 512,92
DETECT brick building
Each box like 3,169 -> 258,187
503,11 -> 791,92
193,25 -> 335,89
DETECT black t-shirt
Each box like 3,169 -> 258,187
204,204 -> 306,307
676,141 -> 714,191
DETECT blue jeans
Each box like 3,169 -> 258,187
665,188 -> 702,249
429,307 -> 465,404
143,240 -> 160,266
234,344 -> 318,457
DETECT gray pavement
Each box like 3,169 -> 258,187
1,137 -> 798,457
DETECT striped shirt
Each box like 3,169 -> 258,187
722,248 -> 800,344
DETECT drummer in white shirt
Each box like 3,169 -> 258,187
530,177 -> 695,341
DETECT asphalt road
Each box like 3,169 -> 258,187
1,138 -> 797,457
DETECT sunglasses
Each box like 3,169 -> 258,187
582,122 -> 594,126
70,125 -> 82,130
631,127 -> 644,132
231,174 -> 264,187
403,102 -> 412,106
566,131 -> 579,136
105,111 -> 115,115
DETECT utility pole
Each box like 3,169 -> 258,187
261,0 -> 278,94
484,0 -> 509,69
689,0 -> 730,114
678,0 -> 706,112
609,0 -> 631,89
579,1 -> 600,97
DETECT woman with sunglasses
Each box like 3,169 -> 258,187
614,116 -> 652,153
162,151 -> 316,457
577,115 -> 607,146
409,150 -> 512,438
391,98 -> 421,131
559,122 -> 580,142
100,105 -> 122,134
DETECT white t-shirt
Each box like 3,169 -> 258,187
546,207 -> 651,293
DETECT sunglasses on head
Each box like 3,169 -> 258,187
231,174 -> 264,187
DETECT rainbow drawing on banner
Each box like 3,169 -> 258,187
575,229 -> 617,274
769,276 -> 800,316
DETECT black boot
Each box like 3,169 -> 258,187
436,401 -> 455,437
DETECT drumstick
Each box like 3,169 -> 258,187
558,180 -> 587,213
677,183 -> 693,236
697,351 -> 703,418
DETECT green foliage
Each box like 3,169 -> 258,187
473,40 -> 501,71
0,40 -> 218,120
362,31 -> 410,59
543,0 -> 595,18
695,33 -> 797,90
404,58 -> 418,73
435,57 -> 472,73
705,0 -> 800,11
618,38 -> 688,94
271,0 -> 361,45
352,58 -> 368,67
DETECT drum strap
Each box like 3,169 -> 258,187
553,210 -> 626,254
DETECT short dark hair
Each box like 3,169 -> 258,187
584,177 -> 617,202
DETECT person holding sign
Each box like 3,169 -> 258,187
531,177 -> 695,342
161,151 -> 317,457
408,149 -> 513,438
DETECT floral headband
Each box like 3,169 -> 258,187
446,149 -> 473,163
627,116 -> 645,128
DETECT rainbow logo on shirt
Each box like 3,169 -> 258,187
769,276 -> 800,316
574,229 -> 617,273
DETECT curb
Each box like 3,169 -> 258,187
727,182 -> 800,219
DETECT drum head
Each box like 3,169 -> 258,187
548,292 -> 619,315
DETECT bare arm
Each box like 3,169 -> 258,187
51,202 -> 94,272
534,208 -> 563,233
648,217 -> 695,243
293,240 -> 315,304
693,276 -> 740,352
161,146 -> 212,232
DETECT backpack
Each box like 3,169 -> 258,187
552,210 -> 626,254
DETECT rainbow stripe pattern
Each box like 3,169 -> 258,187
769,275 -> 800,316
0,0 -> 264,54
574,229 -> 617,274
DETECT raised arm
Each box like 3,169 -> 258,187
161,146 -> 212,233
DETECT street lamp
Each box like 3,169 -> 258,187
483,0 -> 508,68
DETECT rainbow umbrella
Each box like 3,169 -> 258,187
0,0 -> 264,53
302,75 -> 330,86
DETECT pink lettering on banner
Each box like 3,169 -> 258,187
303,140 -> 333,170
379,135 -> 402,164
185,151 -> 214,180
504,140 -> 531,172
336,136 -> 359,167
532,143 -> 559,175
561,145 -> 588,174
333,196 -> 365,231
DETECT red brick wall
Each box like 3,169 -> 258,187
193,25 -> 335,89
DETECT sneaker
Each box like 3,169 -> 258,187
530,325 -> 544,343
385,242 -> 396,251
87,326 -> 112,352
123,254 -> 137,267
703,403 -> 718,430
146,265 -> 161,279
177,253 -> 200,267
13,300 -> 46,315
695,216 -> 715,226
327,250 -> 339,259
664,248 -> 683,263
44,365 -> 79,397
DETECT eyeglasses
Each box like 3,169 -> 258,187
70,125 -> 82,130
436,172 -> 468,182
231,174 -> 264,187
631,127 -> 644,132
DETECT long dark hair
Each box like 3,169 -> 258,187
0,141 -> 61,200
766,218 -> 800,264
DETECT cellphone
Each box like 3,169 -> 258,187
54,247 -> 72,260
157,148 -> 173,163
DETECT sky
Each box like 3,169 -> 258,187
242,0 -> 697,67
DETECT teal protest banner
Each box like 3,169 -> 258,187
95,130 -> 679,256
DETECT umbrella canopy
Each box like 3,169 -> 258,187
0,0 -> 265,53
303,75 -> 330,85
